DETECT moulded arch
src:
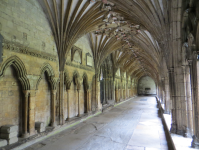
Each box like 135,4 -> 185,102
0,56 -> 30,90
36,63 -> 57,90
73,70 -> 81,89
64,69 -> 71,90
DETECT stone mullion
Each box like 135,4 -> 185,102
185,65 -> 193,137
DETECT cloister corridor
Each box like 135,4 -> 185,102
18,97 -> 169,150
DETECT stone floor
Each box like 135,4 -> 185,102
23,97 -> 168,150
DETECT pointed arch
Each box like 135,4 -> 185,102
36,63 -> 57,90
0,56 -> 30,90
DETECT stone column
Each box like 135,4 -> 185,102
185,65 -> 193,137
192,58 -> 199,148
189,60 -> 196,137
169,68 -> 177,133
66,89 -> 70,121
22,90 -> 29,138
51,90 -> 56,127
94,74 -> 102,111
77,89 -> 81,117
171,66 -> 187,136
29,90 -> 37,136
86,90 -> 89,113
164,77 -> 170,114
104,78 -> 108,104
181,66 -> 188,136
112,81 -> 115,101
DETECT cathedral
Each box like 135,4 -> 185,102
0,0 -> 198,149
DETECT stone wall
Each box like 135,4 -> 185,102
0,0 -> 57,55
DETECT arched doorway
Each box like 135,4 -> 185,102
0,65 -> 23,136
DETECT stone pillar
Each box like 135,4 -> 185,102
185,65 -> 193,137
22,90 -> 29,138
51,90 -> 56,127
29,90 -> 37,136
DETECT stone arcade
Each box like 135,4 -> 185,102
0,0 -> 199,149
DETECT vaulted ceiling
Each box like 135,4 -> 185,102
38,0 -> 171,81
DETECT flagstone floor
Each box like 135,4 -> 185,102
23,97 -> 168,150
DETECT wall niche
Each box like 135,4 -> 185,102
71,46 -> 82,64
86,53 -> 93,67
